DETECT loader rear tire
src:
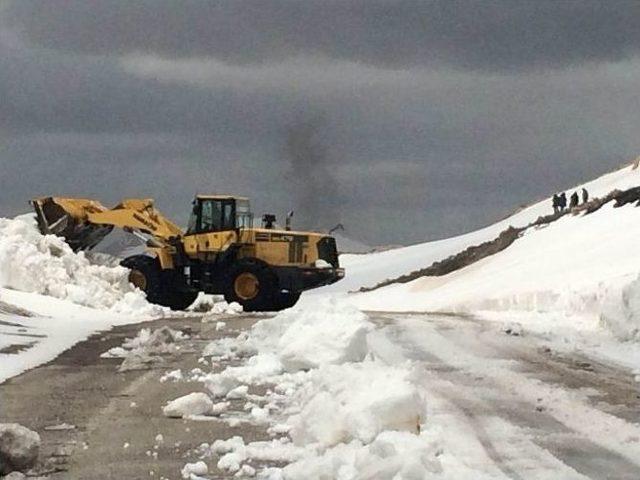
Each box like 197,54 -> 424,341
121,255 -> 198,311
272,291 -> 301,311
224,260 -> 278,312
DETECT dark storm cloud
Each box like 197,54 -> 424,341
0,41 -> 295,138
2,1 -> 640,245
6,0 -> 640,70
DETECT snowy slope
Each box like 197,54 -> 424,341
349,166 -> 640,344
354,201 -> 638,316
325,163 -> 640,293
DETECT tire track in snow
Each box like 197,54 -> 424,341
374,314 -> 640,480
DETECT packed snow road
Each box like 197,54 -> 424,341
370,312 -> 640,480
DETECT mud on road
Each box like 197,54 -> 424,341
0,313 -> 269,480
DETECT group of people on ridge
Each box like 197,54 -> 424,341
552,188 -> 589,214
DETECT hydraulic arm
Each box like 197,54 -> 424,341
31,197 -> 183,251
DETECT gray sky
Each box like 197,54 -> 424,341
1,0 -> 640,245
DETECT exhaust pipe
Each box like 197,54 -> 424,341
285,210 -> 294,231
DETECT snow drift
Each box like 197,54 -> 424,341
0,214 -> 156,314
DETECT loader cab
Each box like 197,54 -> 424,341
186,195 -> 252,234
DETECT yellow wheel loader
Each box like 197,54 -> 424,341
30,195 -> 344,311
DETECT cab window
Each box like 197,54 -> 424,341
200,200 -> 222,232
186,199 -> 236,234
222,202 -> 234,230
186,204 -> 199,234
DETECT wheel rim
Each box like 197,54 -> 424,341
129,269 -> 148,291
234,272 -> 260,300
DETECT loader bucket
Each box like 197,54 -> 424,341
31,197 -> 114,251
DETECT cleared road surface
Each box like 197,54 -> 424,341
1,311 -> 639,479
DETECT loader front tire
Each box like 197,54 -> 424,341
122,255 -> 163,304
224,260 -> 278,312
121,255 -> 197,311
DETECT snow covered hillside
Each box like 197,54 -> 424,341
0,214 -> 164,382
332,162 -> 640,359
325,163 -> 640,293
355,200 -> 640,327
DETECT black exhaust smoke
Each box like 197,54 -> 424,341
284,114 -> 341,231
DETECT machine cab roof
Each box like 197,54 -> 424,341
195,194 -> 249,201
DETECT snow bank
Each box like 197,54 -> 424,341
600,273 -> 640,341
0,214 -> 159,315
209,429 -> 448,480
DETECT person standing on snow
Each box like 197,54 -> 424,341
582,188 -> 589,204
552,194 -> 560,213
570,191 -> 579,209
559,192 -> 567,211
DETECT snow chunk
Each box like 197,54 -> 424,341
3,472 -> 27,480
160,369 -> 183,383
204,353 -> 282,398
212,436 -> 306,474
188,292 -> 217,312
226,385 -> 249,399
102,326 -> 189,371
162,393 -> 213,418
181,460 -> 208,479
201,302 -> 243,320
122,326 -> 188,352
0,423 -> 40,475
288,362 -> 424,446
100,327 -> 189,365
